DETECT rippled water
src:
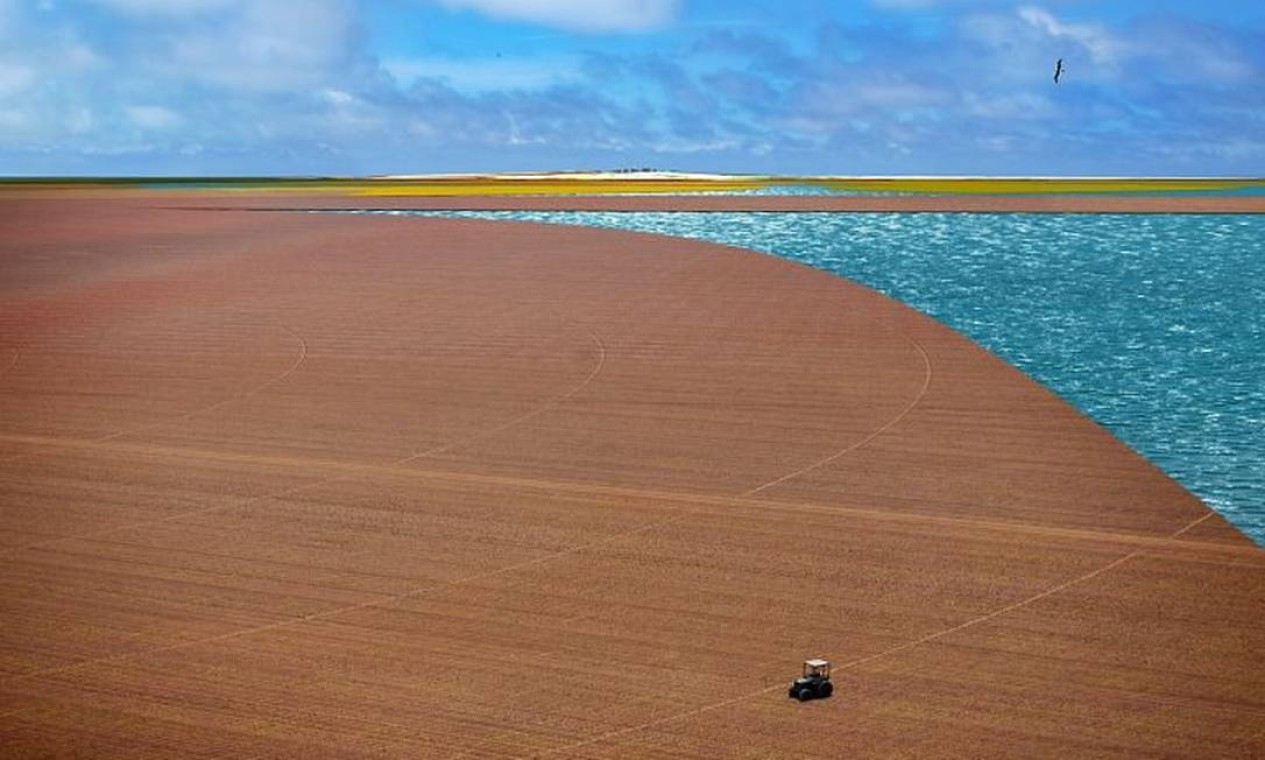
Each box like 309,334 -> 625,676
346,209 -> 1265,545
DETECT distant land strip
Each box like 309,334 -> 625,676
259,194 -> 1265,214
4,174 -> 1262,213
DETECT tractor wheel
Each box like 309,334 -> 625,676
820,682 -> 834,698
796,687 -> 813,702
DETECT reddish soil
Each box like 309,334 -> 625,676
1,193 -> 1261,758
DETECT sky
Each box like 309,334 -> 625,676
2,0 -> 1263,176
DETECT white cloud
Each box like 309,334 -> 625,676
125,104 -> 181,128
318,88 -> 389,135
960,6 -> 1129,86
165,0 -> 367,93
0,0 -> 385,159
0,108 -> 31,133
0,63 -> 35,97
1017,6 -> 1123,66
66,106 -> 94,134
433,0 -> 677,33
2,0 -> 1259,175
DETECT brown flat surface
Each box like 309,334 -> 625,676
0,194 -> 1261,758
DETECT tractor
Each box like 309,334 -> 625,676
788,658 -> 833,702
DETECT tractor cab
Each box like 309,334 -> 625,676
788,658 -> 833,702
802,659 -> 830,680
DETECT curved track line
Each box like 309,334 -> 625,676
96,321 -> 309,443
745,336 -> 932,497
433,334 -> 938,759
0,347 -> 20,378
7,319 -> 923,689
527,510 -> 1223,758
3,433 -> 1250,561
0,320 -> 307,468
4,487 -> 688,688
406,324 -> 607,461
3,322 -> 609,682
1170,511 -> 1213,538
11,283 -> 1218,753
1,323 -> 602,562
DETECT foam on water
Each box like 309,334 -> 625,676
346,209 -> 1265,545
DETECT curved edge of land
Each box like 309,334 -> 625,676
0,193 -> 1261,759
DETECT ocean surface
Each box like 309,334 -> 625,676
345,209 -> 1265,545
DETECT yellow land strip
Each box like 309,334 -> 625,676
6,176 -> 1261,197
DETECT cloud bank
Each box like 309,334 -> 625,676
1,1 -> 1260,175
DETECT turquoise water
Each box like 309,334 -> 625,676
345,209 -> 1265,545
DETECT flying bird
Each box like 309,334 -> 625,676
1053,58 -> 1064,84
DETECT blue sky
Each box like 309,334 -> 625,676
2,0 -> 1262,176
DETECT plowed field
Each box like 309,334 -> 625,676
1,195 -> 1261,758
